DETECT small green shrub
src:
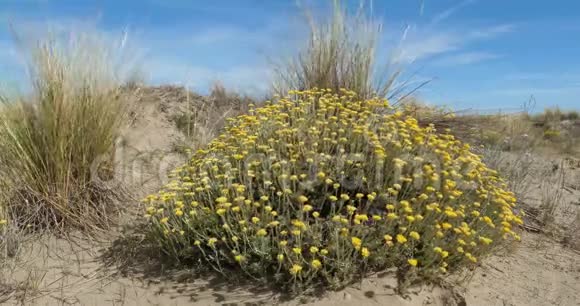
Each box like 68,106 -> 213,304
143,89 -> 522,293
565,111 -> 579,121
543,128 -> 561,141
171,111 -> 198,137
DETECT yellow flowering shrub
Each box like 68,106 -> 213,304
143,89 -> 522,291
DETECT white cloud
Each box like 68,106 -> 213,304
433,51 -> 502,66
124,13 -> 307,94
189,27 -> 244,46
139,17 -> 515,92
501,72 -> 580,84
0,11 -> 102,34
185,25 -> 300,52
503,73 -> 550,81
393,23 -> 514,64
431,0 -> 477,24
144,56 -> 272,96
393,31 -> 459,63
469,24 -> 515,39
0,40 -> 19,61
0,2 -> 518,98
493,86 -> 580,96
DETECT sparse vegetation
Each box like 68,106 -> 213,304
479,148 -> 536,201
533,107 -> 580,122
538,164 -> 565,231
169,83 -> 253,150
399,97 -> 454,123
435,113 -> 537,151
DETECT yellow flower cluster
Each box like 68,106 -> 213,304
143,89 -> 522,291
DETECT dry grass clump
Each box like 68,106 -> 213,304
401,97 -> 538,152
399,97 -> 454,123
273,0 -> 399,99
533,107 -> 580,122
421,109 -> 579,158
479,149 -> 536,202
0,32 -> 132,232
142,89 -> 522,293
417,111 -> 538,152
563,212 -> 580,251
483,114 -> 538,151
173,83 -> 253,140
164,83 -> 255,154
524,107 -> 580,154
538,165 -> 565,229
0,219 -> 29,303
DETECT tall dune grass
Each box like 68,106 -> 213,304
273,0 -> 400,99
0,31 -> 132,232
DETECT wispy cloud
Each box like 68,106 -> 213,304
393,31 -> 459,63
0,9 -> 290,94
393,23 -> 514,64
189,27 -> 245,46
0,10 -> 102,33
185,20 -> 304,50
0,40 -> 18,62
0,40 -> 24,82
493,86 -> 580,96
501,72 -> 580,84
133,24 -> 291,94
469,24 -> 516,39
0,0 -> 47,4
431,0 -> 477,24
144,55 -> 272,95
433,51 -> 502,66
503,73 -> 549,81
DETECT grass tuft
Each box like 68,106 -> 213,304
0,31 -> 133,232
273,0 -> 400,99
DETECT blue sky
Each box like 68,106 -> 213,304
1,0 -> 579,111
